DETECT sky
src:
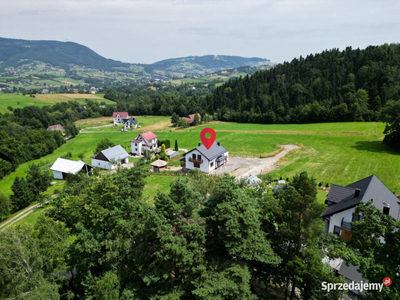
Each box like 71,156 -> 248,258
0,0 -> 399,64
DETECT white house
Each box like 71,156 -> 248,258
183,141 -> 229,174
322,175 -> 400,238
122,117 -> 138,129
113,112 -> 128,125
50,158 -> 92,179
131,131 -> 158,155
321,175 -> 400,298
91,145 -> 129,170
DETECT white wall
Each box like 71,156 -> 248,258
328,207 -> 356,233
52,170 -> 63,180
91,159 -> 116,170
185,150 -> 211,173
131,142 -> 142,155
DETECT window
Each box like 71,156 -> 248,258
383,207 -> 390,215
194,163 -> 200,168
333,226 -> 341,236
197,154 -> 202,160
192,154 -> 196,159
352,214 -> 361,222
98,162 -> 100,166
210,162 -> 214,168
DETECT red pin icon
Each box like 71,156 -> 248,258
200,127 -> 216,150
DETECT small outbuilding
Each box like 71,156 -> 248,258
50,158 -> 92,179
166,150 -> 179,159
150,159 -> 168,172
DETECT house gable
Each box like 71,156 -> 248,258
93,151 -> 109,162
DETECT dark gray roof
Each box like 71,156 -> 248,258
326,184 -> 358,204
186,141 -> 228,161
338,263 -> 363,283
123,117 -> 138,125
321,175 -> 399,218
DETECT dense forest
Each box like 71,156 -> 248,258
0,164 -> 398,299
0,99 -> 116,179
104,43 -> 400,149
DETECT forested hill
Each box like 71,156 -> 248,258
210,44 -> 400,124
150,55 -> 272,74
0,37 -> 272,76
0,37 -> 129,71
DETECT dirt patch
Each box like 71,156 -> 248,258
75,116 -> 113,126
139,120 -> 173,131
211,144 -> 300,179
59,93 -> 103,99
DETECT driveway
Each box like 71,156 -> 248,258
211,144 -> 300,179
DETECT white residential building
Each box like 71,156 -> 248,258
113,112 -> 128,125
131,131 -> 158,155
91,145 -> 129,170
183,141 -> 229,174
321,175 -> 400,298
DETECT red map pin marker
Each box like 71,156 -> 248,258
200,127 -> 216,150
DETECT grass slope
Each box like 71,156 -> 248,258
1,121 -> 399,196
0,93 -> 114,113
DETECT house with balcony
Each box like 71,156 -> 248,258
321,175 -> 400,299
321,175 -> 400,239
131,131 -> 158,155
183,141 -> 228,173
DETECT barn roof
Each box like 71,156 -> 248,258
100,145 -> 129,161
50,158 -> 87,175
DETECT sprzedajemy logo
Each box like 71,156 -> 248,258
321,278 -> 392,293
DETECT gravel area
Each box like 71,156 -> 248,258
211,144 -> 300,179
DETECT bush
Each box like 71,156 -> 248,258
159,140 -> 171,149
325,183 -> 330,188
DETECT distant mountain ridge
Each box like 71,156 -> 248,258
0,37 -> 129,71
0,37 -> 272,76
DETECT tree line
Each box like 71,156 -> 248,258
104,44 -> 400,150
0,99 -> 116,180
0,162 -> 397,299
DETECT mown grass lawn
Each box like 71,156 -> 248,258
1,121 -> 399,198
143,175 -> 178,204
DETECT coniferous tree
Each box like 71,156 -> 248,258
10,177 -> 34,210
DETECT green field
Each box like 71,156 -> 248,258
2,119 -> 400,229
0,93 -> 54,113
2,121 -> 399,198
83,116 -> 172,132
0,93 -> 114,114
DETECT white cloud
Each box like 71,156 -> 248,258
0,0 -> 399,63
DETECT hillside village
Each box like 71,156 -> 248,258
1,42 -> 400,299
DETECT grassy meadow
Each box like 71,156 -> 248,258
2,118 -> 400,228
0,93 -> 114,113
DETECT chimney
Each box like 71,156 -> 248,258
217,142 -> 220,146
354,188 -> 361,198
198,142 -> 201,147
